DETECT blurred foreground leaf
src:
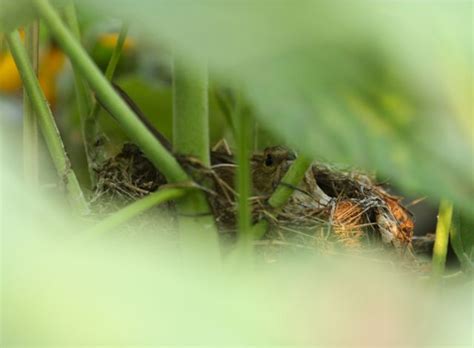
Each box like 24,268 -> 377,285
77,0 -> 473,212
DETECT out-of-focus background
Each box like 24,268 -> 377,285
1,0 -> 473,346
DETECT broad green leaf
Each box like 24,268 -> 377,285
76,0 -> 473,212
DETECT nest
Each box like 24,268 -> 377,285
92,143 -> 166,209
93,143 -> 416,258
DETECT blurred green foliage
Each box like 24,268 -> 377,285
1,0 -> 472,212
73,0 -> 473,214
94,75 -> 229,155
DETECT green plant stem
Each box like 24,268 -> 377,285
173,57 -> 210,164
172,56 -> 220,262
214,88 -> 237,141
252,154 -> 312,239
251,220 -> 270,240
268,155 -> 312,208
33,0 -> 188,183
235,94 -> 253,253
23,21 -> 40,187
6,30 -> 89,214
86,187 -> 188,235
63,1 -> 92,113
432,199 -> 454,279
63,1 -> 97,185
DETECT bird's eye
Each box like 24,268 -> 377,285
265,154 -> 273,166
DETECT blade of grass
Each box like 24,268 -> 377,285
172,56 -> 220,263
214,88 -> 237,141
33,0 -> 188,183
234,93 -> 253,255
23,20 -> 40,187
432,199 -> 454,279
104,23 -> 129,80
86,187 -> 188,235
6,30 -> 89,214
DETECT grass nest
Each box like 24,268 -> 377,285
93,142 -> 422,266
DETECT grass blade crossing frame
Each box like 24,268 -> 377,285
33,0 -> 188,183
6,30 -> 89,214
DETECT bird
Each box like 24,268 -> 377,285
251,146 -> 295,196
104,84 -> 295,198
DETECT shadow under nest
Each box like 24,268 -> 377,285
91,141 -> 423,267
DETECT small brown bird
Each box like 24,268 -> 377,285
105,85 -> 296,199
210,142 -> 296,196
250,146 -> 295,196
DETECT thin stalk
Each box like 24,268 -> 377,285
252,154 -> 312,239
172,56 -> 220,262
86,187 -> 188,235
235,94 -> 253,253
23,21 -> 40,187
34,0 -> 188,183
63,1 -> 97,185
104,23 -> 129,80
86,23 -> 130,180
6,30 -> 89,214
432,199 -> 454,279
450,210 -> 472,273
214,88 -> 237,140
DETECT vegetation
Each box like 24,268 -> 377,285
0,0 -> 472,345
